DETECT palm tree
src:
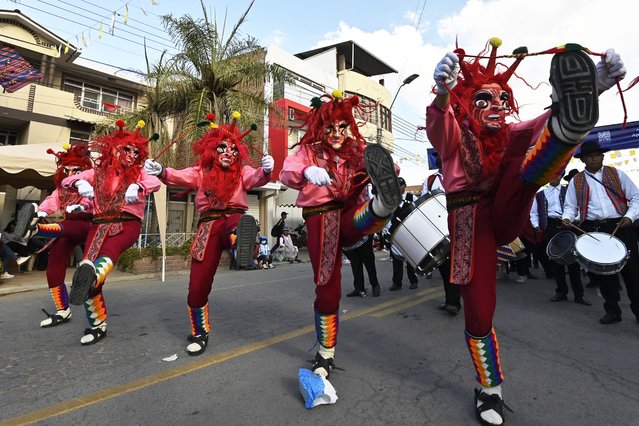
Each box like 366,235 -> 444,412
157,0 -> 288,162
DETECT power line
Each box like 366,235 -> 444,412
18,0 -> 178,55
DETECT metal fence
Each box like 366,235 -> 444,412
136,233 -> 196,248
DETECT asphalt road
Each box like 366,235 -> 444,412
1,256 -> 639,426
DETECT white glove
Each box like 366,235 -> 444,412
75,179 -> 94,199
596,48 -> 626,92
433,52 -> 460,94
261,155 -> 274,174
37,211 -> 48,218
125,183 -> 140,204
144,159 -> 163,176
304,166 -> 332,187
66,204 -> 85,214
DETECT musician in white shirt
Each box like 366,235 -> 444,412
562,141 -> 639,324
531,170 -> 588,305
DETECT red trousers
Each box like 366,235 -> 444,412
459,146 -> 539,336
83,221 -> 141,265
187,214 -> 241,308
46,218 -> 91,288
307,203 -> 371,313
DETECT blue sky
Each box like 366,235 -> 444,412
5,0 -> 638,185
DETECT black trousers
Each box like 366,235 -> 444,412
545,218 -> 584,298
581,219 -> 639,319
391,251 -> 417,286
344,238 -> 379,291
438,258 -> 461,308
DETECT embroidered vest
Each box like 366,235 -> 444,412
573,166 -> 628,222
536,186 -> 567,231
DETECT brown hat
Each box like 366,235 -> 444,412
574,141 -> 610,159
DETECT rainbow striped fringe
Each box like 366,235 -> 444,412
315,308 -> 338,349
84,293 -> 107,327
188,304 -> 210,336
465,328 -> 504,387
37,223 -> 63,238
353,201 -> 389,236
50,284 -> 69,311
521,125 -> 578,186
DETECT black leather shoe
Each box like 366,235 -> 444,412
372,286 -> 381,297
409,282 -> 418,289
550,294 -> 568,302
389,284 -> 402,291
346,289 -> 366,298
444,304 -> 460,315
574,296 -> 592,306
599,313 -> 622,324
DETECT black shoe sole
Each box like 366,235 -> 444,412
235,215 -> 258,269
364,144 -> 400,211
70,263 -> 97,305
550,50 -> 598,139
15,203 -> 36,238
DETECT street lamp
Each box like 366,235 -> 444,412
389,73 -> 419,110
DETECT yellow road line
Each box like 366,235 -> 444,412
1,289 -> 441,426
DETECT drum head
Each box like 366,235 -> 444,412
575,232 -> 627,264
547,231 -> 576,257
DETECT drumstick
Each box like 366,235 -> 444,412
610,222 -> 621,239
568,223 -> 601,242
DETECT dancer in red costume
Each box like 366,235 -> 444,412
426,38 -> 626,425
280,90 -> 401,380
27,143 -> 94,328
144,112 -> 273,356
62,120 -> 161,345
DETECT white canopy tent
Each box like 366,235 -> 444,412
0,143 -> 169,280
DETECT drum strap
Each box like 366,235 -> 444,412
574,167 -> 628,220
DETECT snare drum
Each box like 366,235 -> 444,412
390,193 -> 449,275
546,231 -> 577,265
574,232 -> 629,275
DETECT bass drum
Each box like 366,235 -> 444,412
390,192 -> 449,275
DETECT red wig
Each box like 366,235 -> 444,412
192,112 -> 254,207
450,38 -> 527,135
47,142 -> 93,187
295,90 -> 368,167
91,119 -> 151,186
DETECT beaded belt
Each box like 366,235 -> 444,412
302,202 -> 343,219
92,212 -> 140,224
446,191 -> 483,211
197,208 -> 245,225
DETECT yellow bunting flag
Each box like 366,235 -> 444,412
98,22 -> 103,39
64,40 -> 70,54
124,4 -> 129,24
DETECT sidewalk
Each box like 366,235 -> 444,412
0,247 -> 313,297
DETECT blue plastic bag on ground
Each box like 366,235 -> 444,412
298,368 -> 338,408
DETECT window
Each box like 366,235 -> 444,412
69,131 -> 90,145
380,105 -> 391,132
0,128 -> 18,146
62,78 -> 135,113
